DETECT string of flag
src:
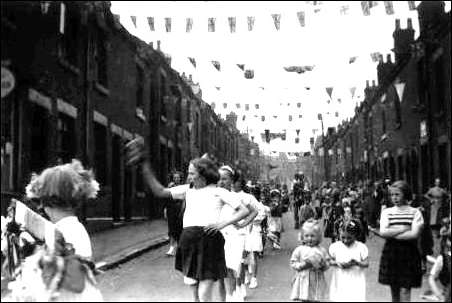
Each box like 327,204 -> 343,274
127,2 -> 417,33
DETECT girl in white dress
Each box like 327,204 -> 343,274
329,219 -> 369,302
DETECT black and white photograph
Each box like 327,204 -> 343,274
1,1 -> 451,302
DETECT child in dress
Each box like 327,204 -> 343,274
427,230 -> 451,302
290,219 -> 329,301
329,219 -> 369,302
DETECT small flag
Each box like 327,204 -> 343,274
237,64 -> 245,71
340,5 -> 349,15
370,52 -> 381,62
131,16 -> 137,27
147,17 -> 155,31
407,1 -> 416,10
296,129 -> 300,136
361,1 -> 370,16
295,138 -> 300,144
289,115 -> 293,121
326,87 -> 333,99
244,70 -> 254,79
335,111 -> 339,117
299,114 -> 302,119
245,104 -> 249,111
297,11 -> 305,27
228,17 -> 236,33
261,116 -> 265,122
384,1 -> 394,15
236,103 -> 241,109
242,115 -> 246,121
337,98 -> 342,103
297,103 -> 301,108
349,56 -> 357,64
188,57 -> 197,68
310,137 -> 314,144
273,115 -> 278,119
165,17 -> 171,32
350,87 -> 356,98
215,86 -> 220,90
247,16 -> 255,31
272,14 -> 281,30
223,103 -> 227,109
318,113 -> 322,120
306,87 -> 310,90
255,104 -> 259,109
208,17 -> 216,32
212,60 -> 221,71
186,18 -> 193,32
265,129 -> 270,142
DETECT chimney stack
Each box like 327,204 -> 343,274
157,40 -> 161,51
393,18 -> 414,63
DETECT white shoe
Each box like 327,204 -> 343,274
233,290 -> 244,302
249,277 -> 258,289
244,274 -> 251,285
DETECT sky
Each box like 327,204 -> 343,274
110,1 -> 449,155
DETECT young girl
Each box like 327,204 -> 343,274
267,189 -> 284,250
8,159 -> 102,302
290,219 -> 329,301
427,230 -> 451,302
329,219 -> 369,302
378,180 -> 424,302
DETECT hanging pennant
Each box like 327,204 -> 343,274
188,57 -> 196,68
407,1 -> 416,10
255,104 -> 259,109
187,122 -> 193,132
211,61 -> 221,71
384,1 -> 394,15
242,115 -> 246,121
236,103 -> 241,109
326,87 -> 333,99
361,1 -> 370,16
247,16 -> 255,31
310,137 -> 314,145
297,103 -> 301,108
289,115 -> 293,121
296,129 -> 300,136
394,82 -> 406,102
165,17 -> 171,32
271,14 -> 281,31
147,17 -> 155,31
297,11 -> 305,27
350,87 -> 356,98
244,70 -> 254,79
223,103 -> 227,109
335,111 -> 339,117
369,1 -> 379,8
273,115 -> 278,119
208,18 -> 216,32
228,17 -> 236,33
349,56 -> 357,64
237,64 -> 245,71
215,86 -> 221,90
319,147 -> 324,156
317,113 -> 322,120
130,16 -> 137,27
245,104 -> 249,111
337,98 -> 342,104
370,52 -> 381,62
186,18 -> 193,32
261,116 -> 265,122
340,5 -> 350,15
299,114 -> 302,119
295,138 -> 300,144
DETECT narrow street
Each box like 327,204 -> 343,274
98,212 -> 430,302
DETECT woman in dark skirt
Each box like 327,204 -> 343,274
126,139 -> 249,302
378,180 -> 424,302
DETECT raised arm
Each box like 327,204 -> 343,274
125,138 -> 172,200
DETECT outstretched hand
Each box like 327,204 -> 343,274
125,138 -> 147,166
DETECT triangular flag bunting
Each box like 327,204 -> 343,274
188,57 -> 196,68
407,1 -> 416,10
165,17 -> 171,32
297,11 -> 305,27
237,64 -> 245,71
361,1 -> 370,16
384,1 -> 394,15
131,16 -> 137,27
349,56 -> 357,64
394,82 -> 406,102
340,5 -> 350,15
296,129 -> 300,136
215,87 -> 221,90
228,17 -> 236,33
326,87 -> 333,99
186,18 -> 193,32
370,52 -> 381,62
271,14 -> 281,30
244,70 -> 254,79
147,17 -> 155,31
247,16 -> 255,31
350,87 -> 356,98
208,17 -> 216,32
212,61 -> 221,71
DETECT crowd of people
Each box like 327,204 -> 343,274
1,136 -> 450,302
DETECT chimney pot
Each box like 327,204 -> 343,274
372,80 -> 376,87
366,80 -> 370,87
386,54 -> 392,63
157,40 -> 161,50
407,18 -> 413,29
395,19 -> 400,30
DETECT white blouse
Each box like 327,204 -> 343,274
55,216 -> 93,259
169,184 -> 242,228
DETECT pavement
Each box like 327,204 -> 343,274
91,219 -> 170,272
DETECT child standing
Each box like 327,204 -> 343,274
267,189 -> 284,250
426,230 -> 451,302
329,219 -> 369,302
290,219 -> 329,301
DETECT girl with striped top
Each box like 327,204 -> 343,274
378,180 -> 424,302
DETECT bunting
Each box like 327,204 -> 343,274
340,5 -> 350,15
297,11 -> 305,27
370,52 -> 381,62
255,104 -> 259,109
223,103 -> 227,109
295,138 -> 300,144
236,103 -> 241,109
215,86 -> 220,90
208,17 -> 216,32
165,17 -> 171,32
228,17 -> 236,33
244,70 -> 254,79
361,1 -> 370,16
350,87 -> 356,98
310,137 -> 314,145
296,129 -> 300,136
318,113 -> 322,120
297,103 -> 301,108
271,14 -> 281,30
298,114 -> 302,119
407,1 -> 416,10
186,18 -> 193,32
349,56 -> 357,64
284,66 -> 314,73
131,15 -> 137,27
384,1 -> 394,15
147,17 -> 155,31
245,104 -> 249,111
326,87 -> 333,99
247,16 -> 255,31
188,57 -> 196,67
237,64 -> 245,71
210,102 -> 216,109
289,115 -> 293,121
212,60 -> 221,71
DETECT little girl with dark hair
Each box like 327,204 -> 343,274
329,219 -> 369,302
